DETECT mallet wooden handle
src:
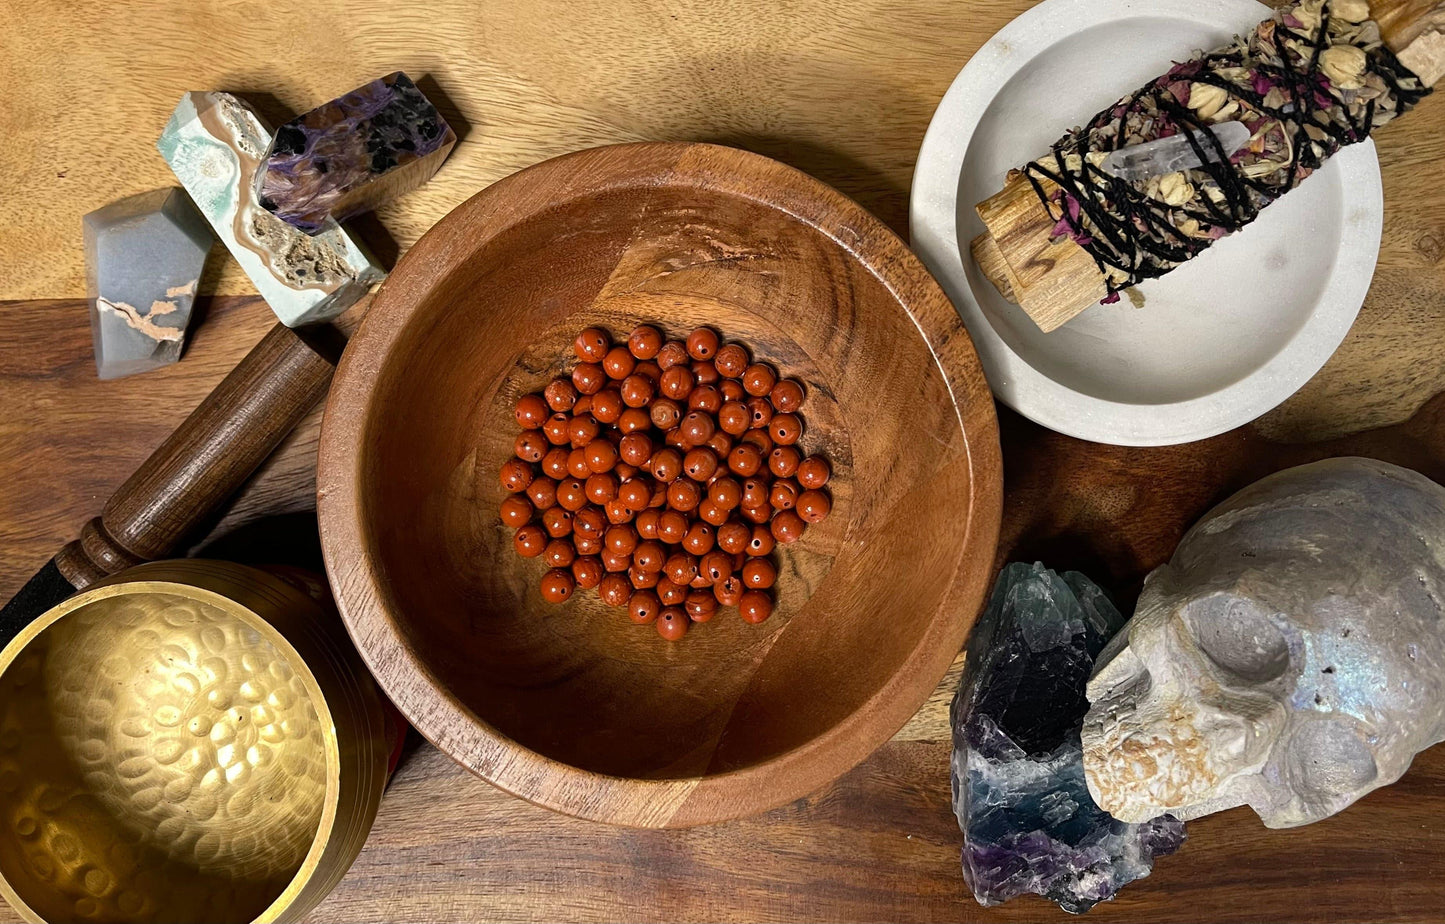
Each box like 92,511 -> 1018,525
51,320 -> 345,589
974,0 -> 1445,333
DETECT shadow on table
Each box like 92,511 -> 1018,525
702,133 -> 911,238
996,389 -> 1445,613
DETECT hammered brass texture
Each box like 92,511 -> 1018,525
0,562 -> 391,924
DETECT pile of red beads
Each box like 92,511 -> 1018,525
501,324 -> 833,640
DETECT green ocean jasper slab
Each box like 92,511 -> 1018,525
157,92 -> 384,327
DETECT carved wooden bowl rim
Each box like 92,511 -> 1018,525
317,142 -> 1003,827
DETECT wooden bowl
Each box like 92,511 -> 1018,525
318,143 -> 1001,826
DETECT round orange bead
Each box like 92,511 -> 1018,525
543,414 -> 571,446
657,577 -> 688,606
540,568 -> 576,604
717,521 -> 750,555
499,458 -> 533,493
700,550 -> 733,584
573,327 -> 610,363
571,362 -> 606,395
516,430 -> 549,461
589,389 -> 623,425
541,446 -> 570,480
542,507 -> 573,538
544,539 -> 576,569
768,413 -> 802,446
713,575 -> 745,606
628,325 -> 663,359
650,398 -> 683,430
657,510 -> 689,544
739,590 -> 773,623
635,508 -> 661,539
514,524 -> 547,558
656,607 -> 689,640
572,555 -> 604,589
770,378 -> 805,413
499,495 -> 533,528
797,455 -> 831,489
686,590 -> 718,622
742,363 -> 777,397
742,558 -> 776,589
515,393 -> 549,429
771,510 -> 806,543
664,552 -> 699,586
599,573 -> 632,607
798,488 -> 832,523
659,366 -> 694,401
629,590 -> 661,624
747,525 -> 776,556
769,479 -> 798,510
655,341 -> 689,370
620,374 -> 654,408
618,407 -> 651,433
682,522 -> 715,556
556,478 -> 587,511
728,443 -> 763,476
680,412 -> 715,447
619,432 -> 654,467
718,401 -> 750,436
526,477 -> 557,510
688,384 -> 722,413
714,343 -> 749,378
683,447 -> 718,482
686,327 -> 720,360
602,345 -> 636,380
667,478 -> 701,512
545,377 -> 578,412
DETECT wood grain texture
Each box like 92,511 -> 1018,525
3,0 -> 1438,438
51,321 -> 337,589
316,142 -> 1003,827
0,0 -> 1443,916
2,298 -> 1444,921
974,176 -> 1107,332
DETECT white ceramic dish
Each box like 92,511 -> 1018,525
910,0 -> 1382,446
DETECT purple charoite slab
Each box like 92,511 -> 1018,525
951,562 -> 1185,914
257,71 -> 455,233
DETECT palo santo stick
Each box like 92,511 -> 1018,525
973,0 -> 1445,333
969,228 -> 1018,302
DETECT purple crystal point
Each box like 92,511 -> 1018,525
257,72 -> 456,233
951,562 -> 1185,914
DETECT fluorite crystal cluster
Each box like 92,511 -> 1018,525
951,562 -> 1185,913
257,72 -> 456,234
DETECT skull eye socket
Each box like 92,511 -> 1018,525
1286,718 -> 1377,799
1183,594 -> 1290,683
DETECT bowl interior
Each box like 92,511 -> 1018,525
955,7 -> 1349,405
356,170 -> 981,784
0,591 -> 329,923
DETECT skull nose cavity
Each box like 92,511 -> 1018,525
1185,595 -> 1290,683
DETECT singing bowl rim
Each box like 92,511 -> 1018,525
0,561 -> 386,924
317,141 -> 1003,827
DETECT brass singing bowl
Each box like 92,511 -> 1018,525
0,561 -> 392,924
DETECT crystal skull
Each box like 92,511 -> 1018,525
1082,458 -> 1445,828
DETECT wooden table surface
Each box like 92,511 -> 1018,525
3,1 -> 1444,921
